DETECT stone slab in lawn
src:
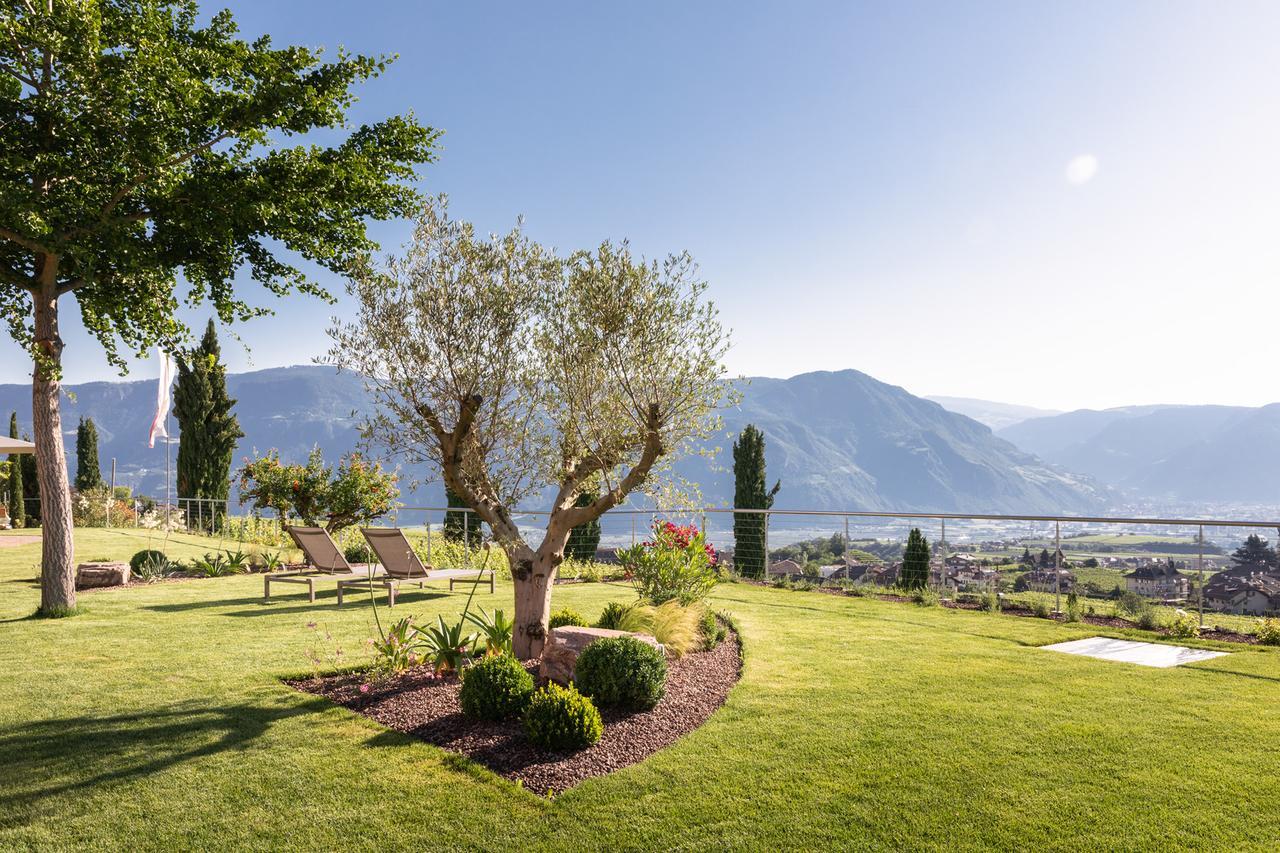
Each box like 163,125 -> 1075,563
1042,636 -> 1228,668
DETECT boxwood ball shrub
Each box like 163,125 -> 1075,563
548,607 -> 587,629
459,654 -> 535,721
574,636 -> 667,711
129,549 -> 166,573
523,682 -> 603,751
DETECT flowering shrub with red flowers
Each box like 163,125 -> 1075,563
238,447 -> 398,532
618,520 -> 720,604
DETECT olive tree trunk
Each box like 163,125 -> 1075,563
508,516 -> 576,658
32,287 -> 76,613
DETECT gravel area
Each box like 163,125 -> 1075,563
290,627 -> 743,794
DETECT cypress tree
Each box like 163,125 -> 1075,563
19,432 -> 38,524
174,320 -> 243,530
900,527 -> 931,590
566,486 -> 602,562
443,485 -> 481,547
732,424 -> 780,578
7,413 -> 22,528
74,417 -> 102,492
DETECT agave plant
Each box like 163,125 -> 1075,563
133,552 -> 172,583
464,607 -> 515,657
224,548 -> 250,572
412,615 -> 479,674
190,552 -> 234,577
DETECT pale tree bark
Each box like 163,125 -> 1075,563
31,259 -> 75,613
506,515 -> 579,658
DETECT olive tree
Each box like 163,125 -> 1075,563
0,1 -> 437,613
327,197 -> 732,657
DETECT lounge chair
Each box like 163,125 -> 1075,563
263,526 -> 373,603
353,527 -> 496,606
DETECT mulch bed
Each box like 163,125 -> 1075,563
289,628 -> 743,795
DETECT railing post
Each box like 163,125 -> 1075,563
938,518 -> 946,593
763,509 -> 770,578
631,513 -> 636,548
1198,524 -> 1205,629
464,510 -> 471,567
426,518 -> 433,564
1054,520 -> 1061,615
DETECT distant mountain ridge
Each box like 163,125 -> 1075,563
0,365 -> 1106,514
997,404 -> 1280,501
675,370 -> 1104,513
926,396 -> 1063,431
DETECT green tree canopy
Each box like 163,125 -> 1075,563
1230,534 -> 1276,572
0,1 -> 437,613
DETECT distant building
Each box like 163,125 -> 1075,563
1203,572 -> 1280,615
1125,562 -> 1189,600
768,559 -> 803,578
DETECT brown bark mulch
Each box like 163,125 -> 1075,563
288,628 -> 743,795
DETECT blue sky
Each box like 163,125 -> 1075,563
3,1 -> 1279,410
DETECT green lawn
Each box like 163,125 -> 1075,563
2,528 -> 1279,851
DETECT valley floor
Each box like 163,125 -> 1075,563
1,529 -> 1278,851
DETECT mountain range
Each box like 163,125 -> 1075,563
997,404 -> 1280,502
0,366 -> 1105,514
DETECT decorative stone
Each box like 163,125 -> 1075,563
539,625 -> 664,685
75,562 -> 131,590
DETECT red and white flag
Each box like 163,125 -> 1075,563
148,348 -> 176,448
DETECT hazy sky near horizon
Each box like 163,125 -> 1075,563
3,0 -> 1279,411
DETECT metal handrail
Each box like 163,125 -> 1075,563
392,504 -> 1280,530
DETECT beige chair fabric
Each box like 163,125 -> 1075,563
360,527 -> 432,579
286,526 -> 353,574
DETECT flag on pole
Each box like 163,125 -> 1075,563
148,348 -> 176,448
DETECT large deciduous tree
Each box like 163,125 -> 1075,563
327,196 -> 732,657
0,1 -> 437,614
732,423 -> 779,578
174,319 -> 242,529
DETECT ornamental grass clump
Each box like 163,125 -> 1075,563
460,654 -> 535,721
619,521 -> 719,605
523,682 -> 603,751
611,599 -> 704,656
574,635 -> 667,710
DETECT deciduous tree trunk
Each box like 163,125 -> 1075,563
32,287 -> 75,613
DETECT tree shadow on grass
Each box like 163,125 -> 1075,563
143,590 -> 452,617
0,699 -> 325,827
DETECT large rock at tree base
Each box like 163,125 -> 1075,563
75,562 -> 130,590
539,626 -> 664,685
